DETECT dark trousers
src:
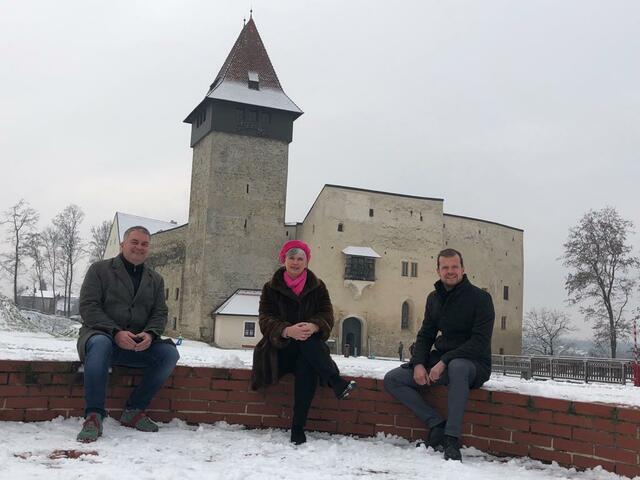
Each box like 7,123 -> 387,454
83,334 -> 180,417
278,334 -> 339,428
383,358 -> 477,438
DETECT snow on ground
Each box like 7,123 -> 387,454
0,417 -> 633,480
1,330 -> 639,408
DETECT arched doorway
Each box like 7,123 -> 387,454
342,317 -> 362,356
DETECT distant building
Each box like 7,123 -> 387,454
100,17 -> 524,356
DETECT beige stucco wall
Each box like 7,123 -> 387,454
297,186 -> 445,357
213,314 -> 262,348
103,214 -> 120,260
443,215 -> 524,355
296,186 -> 524,358
146,225 -> 188,337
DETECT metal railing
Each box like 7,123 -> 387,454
492,354 -> 636,385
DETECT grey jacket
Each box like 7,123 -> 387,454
76,255 -> 169,361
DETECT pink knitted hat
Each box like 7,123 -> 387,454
279,240 -> 311,264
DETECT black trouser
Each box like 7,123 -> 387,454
278,334 -> 339,428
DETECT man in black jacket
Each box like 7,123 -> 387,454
384,249 -> 494,461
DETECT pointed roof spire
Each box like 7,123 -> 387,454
187,17 -> 301,117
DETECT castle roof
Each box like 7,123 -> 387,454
185,17 -> 301,122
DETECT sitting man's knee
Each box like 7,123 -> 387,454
383,368 -> 401,392
448,359 -> 473,378
86,334 -> 113,354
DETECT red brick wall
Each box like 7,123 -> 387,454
1,360 -> 639,478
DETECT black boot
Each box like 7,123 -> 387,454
443,435 -> 462,461
427,421 -> 446,452
331,377 -> 357,400
291,426 -> 306,445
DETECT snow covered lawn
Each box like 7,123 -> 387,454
0,417 -> 631,480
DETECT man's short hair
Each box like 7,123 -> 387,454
437,248 -> 464,268
122,226 -> 151,242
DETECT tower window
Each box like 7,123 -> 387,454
175,288 -> 180,301
401,261 -> 408,277
501,316 -> 507,330
248,71 -> 259,90
337,223 -> 343,232
410,262 -> 418,277
246,184 -> 250,194
401,301 -> 410,330
503,286 -> 509,300
369,208 -> 374,217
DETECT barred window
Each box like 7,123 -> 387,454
244,322 -> 256,337
344,255 -> 375,281
401,301 -> 409,330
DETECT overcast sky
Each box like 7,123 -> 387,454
1,1 -> 639,338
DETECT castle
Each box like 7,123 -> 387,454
104,17 -> 523,357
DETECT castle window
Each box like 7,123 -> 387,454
369,208 -> 374,217
499,347 -> 505,355
165,288 -> 169,300
501,316 -> 507,330
344,256 -> 375,281
401,301 -> 409,330
244,321 -> 256,337
173,317 -> 177,330
248,71 -> 259,90
410,262 -> 418,277
503,286 -> 509,301
337,223 -> 343,232
246,184 -> 249,193
175,288 -> 180,301
401,261 -> 408,277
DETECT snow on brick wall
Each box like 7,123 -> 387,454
1,360 -> 639,478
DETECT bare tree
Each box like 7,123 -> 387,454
563,207 -> 639,358
24,232 -> 47,311
523,308 -> 574,356
53,205 -> 85,316
0,199 -> 39,303
89,220 -> 111,264
41,226 -> 61,302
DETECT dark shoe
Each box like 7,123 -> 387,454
291,426 -> 306,445
77,413 -> 103,443
427,421 -> 446,452
333,379 -> 357,400
443,435 -> 462,461
120,409 -> 159,432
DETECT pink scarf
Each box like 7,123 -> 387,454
284,269 -> 307,296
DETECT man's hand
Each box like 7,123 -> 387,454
284,322 -> 319,341
134,332 -> 153,351
413,364 -> 430,386
114,331 -> 139,351
428,360 -> 446,383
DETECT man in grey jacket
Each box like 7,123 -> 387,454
76,226 -> 179,443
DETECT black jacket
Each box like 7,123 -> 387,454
408,274 -> 495,388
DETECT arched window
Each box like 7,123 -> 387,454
401,301 -> 409,330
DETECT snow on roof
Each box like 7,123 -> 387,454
342,246 -> 381,258
116,212 -> 182,242
208,81 -> 302,114
213,289 -> 261,316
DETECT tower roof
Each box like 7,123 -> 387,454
185,17 -> 302,122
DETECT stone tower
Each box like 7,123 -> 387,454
180,17 -> 303,339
